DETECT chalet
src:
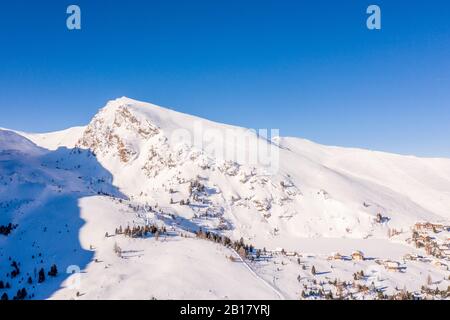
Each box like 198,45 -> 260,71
432,260 -> 448,270
384,260 -> 401,272
417,235 -> 433,242
414,222 -> 445,233
328,252 -> 343,261
414,235 -> 434,248
403,254 -> 418,261
425,243 -> 445,258
351,251 -> 365,261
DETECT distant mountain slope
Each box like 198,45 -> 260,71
10,126 -> 86,151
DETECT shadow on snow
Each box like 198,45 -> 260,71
0,130 -> 126,300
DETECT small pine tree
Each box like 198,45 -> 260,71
48,264 -> 58,277
114,242 -> 122,257
14,288 -> 27,300
311,265 -> 316,276
38,268 -> 45,283
427,274 -> 433,286
1,293 -> 8,301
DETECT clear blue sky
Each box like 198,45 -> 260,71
0,0 -> 449,157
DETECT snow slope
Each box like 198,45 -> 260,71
51,196 -> 281,300
0,130 -> 280,300
10,126 -> 86,151
1,97 -> 449,300
73,97 -> 450,244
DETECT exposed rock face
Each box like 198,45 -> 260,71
78,104 -> 160,163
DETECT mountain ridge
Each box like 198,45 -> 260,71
1,97 -> 449,300
5,96 -> 450,160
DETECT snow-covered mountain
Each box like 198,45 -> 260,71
1,97 -> 449,300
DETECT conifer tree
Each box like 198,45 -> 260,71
427,274 -> 433,286
311,265 -> 316,276
38,268 -> 45,283
48,264 -> 58,277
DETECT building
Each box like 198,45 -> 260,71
384,260 -> 401,272
351,251 -> 365,261
414,222 -> 445,233
432,260 -> 448,270
403,254 -> 418,261
328,252 -> 343,261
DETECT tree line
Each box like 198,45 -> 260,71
114,224 -> 167,239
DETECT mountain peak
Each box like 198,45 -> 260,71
111,96 -> 144,105
102,96 -> 166,113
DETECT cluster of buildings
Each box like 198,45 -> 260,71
410,222 -> 450,260
413,222 -> 448,233
327,251 -> 365,262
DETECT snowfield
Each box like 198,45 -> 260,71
0,97 -> 449,300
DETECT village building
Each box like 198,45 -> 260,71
403,254 -> 418,261
432,260 -> 448,270
383,260 -> 402,272
351,251 -> 365,261
414,222 -> 445,233
328,252 -> 343,261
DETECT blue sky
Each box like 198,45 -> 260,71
0,0 -> 449,157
